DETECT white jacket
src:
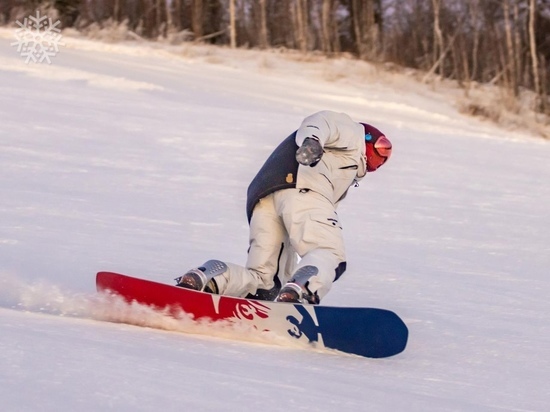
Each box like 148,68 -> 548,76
246,111 -> 367,221
295,111 -> 367,205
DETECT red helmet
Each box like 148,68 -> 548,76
361,123 -> 392,172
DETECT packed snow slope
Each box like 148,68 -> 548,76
1,30 -> 550,411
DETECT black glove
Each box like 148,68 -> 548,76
296,137 -> 323,167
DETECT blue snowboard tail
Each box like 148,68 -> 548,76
311,306 -> 408,358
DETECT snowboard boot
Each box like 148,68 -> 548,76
175,260 -> 228,293
275,265 -> 320,305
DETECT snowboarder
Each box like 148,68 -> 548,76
176,110 -> 392,304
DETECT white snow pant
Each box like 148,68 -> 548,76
214,188 -> 346,301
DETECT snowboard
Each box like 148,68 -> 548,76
96,271 -> 408,358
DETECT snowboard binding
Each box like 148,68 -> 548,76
175,260 -> 227,293
275,265 -> 320,305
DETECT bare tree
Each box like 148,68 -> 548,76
258,0 -> 269,49
432,0 -> 445,76
191,0 -> 203,39
529,0 -> 542,110
292,0 -> 308,52
503,0 -> 519,97
469,0 -> 482,83
320,0 -> 332,53
229,0 -> 236,48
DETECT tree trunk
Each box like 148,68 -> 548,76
512,0 -> 522,94
229,0 -> 236,48
364,0 -> 379,60
156,0 -> 163,36
259,0 -> 269,49
528,0 -> 541,110
351,0 -> 364,58
469,0 -> 481,81
165,0 -> 173,32
294,0 -> 308,52
173,0 -> 182,31
330,0 -> 341,53
503,0 -> 518,97
320,0 -> 332,53
432,0 -> 444,77
540,56 -> 548,114
192,0 -> 203,39
113,0 -> 120,22
461,37 -> 471,96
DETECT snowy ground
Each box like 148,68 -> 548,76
1,28 -> 550,411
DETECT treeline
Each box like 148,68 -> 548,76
3,0 -> 550,114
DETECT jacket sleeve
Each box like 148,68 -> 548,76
295,110 -> 362,149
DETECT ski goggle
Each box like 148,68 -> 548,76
366,135 -> 392,172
